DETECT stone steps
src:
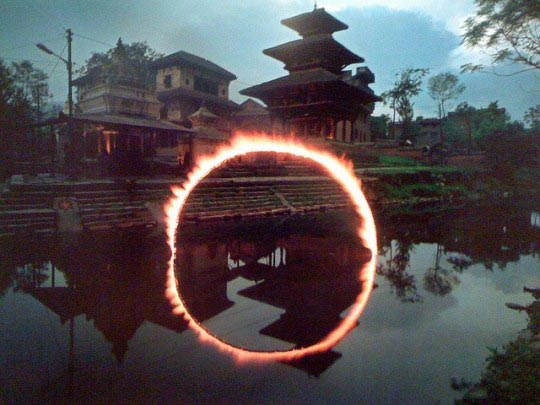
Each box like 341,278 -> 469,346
0,208 -> 57,235
78,202 -> 147,211
178,178 -> 351,221
184,200 -> 282,214
0,185 -> 58,235
83,218 -> 155,231
0,173 -> 362,232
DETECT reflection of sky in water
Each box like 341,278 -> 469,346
1,205 -> 539,402
343,242 -> 535,403
532,211 -> 540,228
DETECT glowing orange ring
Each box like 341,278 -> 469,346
164,134 -> 377,363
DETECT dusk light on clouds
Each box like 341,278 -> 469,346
1,0 -> 538,120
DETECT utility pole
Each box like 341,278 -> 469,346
37,28 -> 75,177
67,29 -> 73,118
32,85 -> 40,176
66,29 -> 74,179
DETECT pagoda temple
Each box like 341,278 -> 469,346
241,7 -> 380,143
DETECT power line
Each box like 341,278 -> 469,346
48,42 -> 67,80
73,33 -> 114,48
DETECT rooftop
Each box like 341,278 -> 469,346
263,34 -> 364,70
156,86 -> 240,111
190,106 -> 219,120
242,68 -> 340,96
281,7 -> 348,37
35,112 -> 193,132
152,50 -> 237,81
233,99 -> 269,116
241,68 -> 379,102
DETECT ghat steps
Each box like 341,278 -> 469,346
0,174 -> 365,235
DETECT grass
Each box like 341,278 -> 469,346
382,182 -> 468,200
378,154 -> 423,167
357,165 -> 467,175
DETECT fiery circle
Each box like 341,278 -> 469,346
164,134 -> 377,363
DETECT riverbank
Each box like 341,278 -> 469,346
0,161 -> 538,237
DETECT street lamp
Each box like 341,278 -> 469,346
36,29 -> 73,118
37,29 -> 74,178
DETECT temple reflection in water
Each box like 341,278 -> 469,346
16,211 -> 370,378
176,212 -> 370,375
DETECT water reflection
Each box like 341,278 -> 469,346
1,234 -> 179,400
453,287 -> 540,403
0,202 -> 539,402
376,202 -> 540,303
175,212 -> 371,374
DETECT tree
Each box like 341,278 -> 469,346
445,101 -> 511,150
462,0 -> 540,74
475,101 -> 511,138
78,39 -> 162,90
0,59 -> 52,177
428,72 -> 465,143
12,60 -> 52,174
12,60 -> 51,121
369,114 -> 390,139
0,59 -> 19,179
0,58 -> 17,119
445,102 -> 476,150
381,68 -> 429,141
423,244 -> 460,297
524,105 -> 540,130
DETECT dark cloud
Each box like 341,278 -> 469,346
1,1 -> 537,120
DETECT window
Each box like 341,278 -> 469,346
185,78 -> 190,86
160,106 -> 168,120
163,74 -> 172,88
194,76 -> 218,96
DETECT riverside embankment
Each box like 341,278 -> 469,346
0,161 -> 532,238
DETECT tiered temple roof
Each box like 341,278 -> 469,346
281,7 -> 348,36
241,7 -> 380,130
263,34 -> 364,74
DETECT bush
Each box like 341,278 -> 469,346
482,129 -> 540,181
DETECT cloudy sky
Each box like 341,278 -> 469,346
1,0 -> 538,120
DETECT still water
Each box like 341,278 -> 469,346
1,202 -> 538,403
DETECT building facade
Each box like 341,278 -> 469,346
231,99 -> 273,133
70,56 -> 190,174
152,51 -> 242,165
152,51 -> 239,127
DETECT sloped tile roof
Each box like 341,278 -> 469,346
152,51 -> 237,81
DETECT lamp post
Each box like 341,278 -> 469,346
37,29 -> 73,177
36,30 -> 73,117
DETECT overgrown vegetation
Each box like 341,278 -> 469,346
77,38 -> 162,90
452,292 -> 540,403
452,339 -> 540,403
382,182 -> 467,201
